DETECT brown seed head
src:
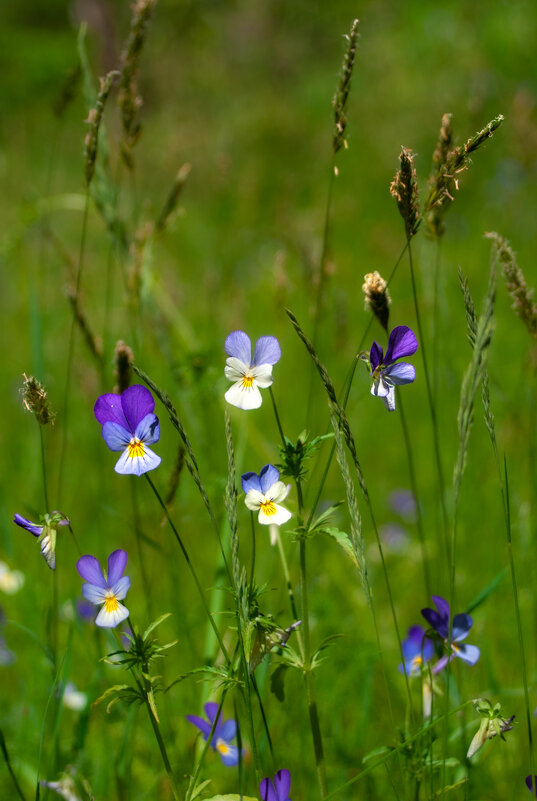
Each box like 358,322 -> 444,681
114,342 -> 135,394
486,231 -> 537,339
362,271 -> 391,331
390,147 -> 421,240
21,374 -> 55,426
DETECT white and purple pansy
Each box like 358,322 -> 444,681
186,702 -> 239,766
399,625 -> 434,676
421,595 -> 480,671
76,549 -> 131,628
13,511 -> 69,570
224,330 -> 281,410
260,769 -> 292,801
241,464 -> 292,528
369,325 -> 417,412
94,385 -> 161,476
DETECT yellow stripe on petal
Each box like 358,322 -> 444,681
241,374 -> 254,388
104,593 -> 119,613
260,499 -> 277,516
128,438 -> 145,459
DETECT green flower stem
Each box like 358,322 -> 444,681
274,529 -> 304,659
144,473 -> 230,664
0,730 -> 27,801
250,511 -> 256,594
39,426 -> 49,511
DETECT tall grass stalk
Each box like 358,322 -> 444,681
0,730 -> 27,801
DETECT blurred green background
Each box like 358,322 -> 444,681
1,0 -> 537,798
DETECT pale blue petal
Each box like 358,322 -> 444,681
383,362 -> 416,385
241,471 -> 262,494
225,331 -> 252,364
259,464 -> 280,494
81,583 -> 107,603
253,336 -> 281,366
135,413 -> 160,445
77,555 -> 107,587
102,422 -> 131,452
110,575 -> 131,601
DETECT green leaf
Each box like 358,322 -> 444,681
319,527 -> 358,567
143,612 -> 173,641
309,503 -> 343,531
362,745 -> 393,763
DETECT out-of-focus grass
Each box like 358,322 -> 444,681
0,0 -> 536,798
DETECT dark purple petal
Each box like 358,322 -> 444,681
107,550 -> 128,586
94,393 -> 129,428
13,514 -> 42,537
186,714 -> 212,740
259,464 -> 280,494
241,471 -> 262,494
260,778 -> 277,801
452,613 -> 473,642
225,331 -> 252,365
432,595 -> 450,621
274,769 -> 291,801
121,385 -> 156,433
453,642 -> 480,665
102,421 -> 131,452
383,362 -> 416,385
369,341 -> 383,371
253,336 -> 281,366
385,326 -> 418,365
421,606 -> 449,639
76,555 -> 107,588
218,718 -> 237,742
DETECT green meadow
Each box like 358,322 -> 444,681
1,1 -> 537,799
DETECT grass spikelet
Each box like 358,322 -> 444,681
453,266 -> 496,505
84,70 -> 118,186
113,340 -> 135,393
390,147 -> 420,240
224,408 -> 241,593
66,288 -> 104,368
423,114 -> 504,234
118,0 -> 158,169
20,374 -> 55,427
332,19 -> 359,155
156,163 -> 192,233
426,112 -> 453,237
362,270 -> 391,331
486,231 -> 537,339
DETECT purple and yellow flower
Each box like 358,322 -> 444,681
94,385 -> 161,476
399,625 -> 434,676
76,550 -> 130,628
260,769 -> 292,801
224,331 -> 281,410
241,465 -> 292,533
369,325 -> 417,411
421,595 -> 480,671
186,702 -> 239,766
13,511 -> 69,570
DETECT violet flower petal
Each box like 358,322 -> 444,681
107,549 -> 128,586
274,769 -> 291,801
203,701 -> 220,725
218,718 -> 237,742
385,326 -> 418,364
110,575 -> 131,601
186,714 -> 212,739
369,341 -> 383,371
453,642 -> 480,665
451,613 -> 473,642
219,743 -> 239,767
431,595 -> 450,624
225,331 -> 252,365
94,393 -> 129,428
259,464 -> 280,494
383,362 -> 416,385
77,555 -> 107,588
120,385 -> 156,433
260,778 -> 277,801
253,336 -> 281,366
13,514 -> 42,537
135,413 -> 160,446
241,472 -> 262,494
102,421 -> 131,452
421,607 -> 449,639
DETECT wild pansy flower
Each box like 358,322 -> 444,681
241,465 -> 292,542
260,769 -> 292,801
76,550 -> 130,628
421,595 -> 480,671
0,561 -> 25,594
94,384 -> 161,476
224,330 -> 281,410
399,625 -> 434,676
368,325 -> 417,411
13,511 -> 69,570
186,702 -> 239,766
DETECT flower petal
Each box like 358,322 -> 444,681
186,714 -> 212,739
432,654 -> 451,674
241,472 -> 262,494
224,357 -> 250,382
402,626 -> 425,659
369,341 -> 383,371
260,778 -> 277,801
121,385 -> 156,433
94,393 -> 128,428
432,595 -> 450,623
13,514 -> 42,537
453,642 -> 480,665
217,741 -> 239,767
274,769 -> 291,801
218,718 -> 237,742
110,575 -> 131,601
251,363 -> 274,389
385,326 -> 418,364
114,445 -> 161,476
102,422 -> 131,452
421,606 -> 449,639
225,381 -> 263,410
259,465 -> 280,494
383,362 -> 416,385
107,549 -> 128,586
204,702 -> 220,725
258,503 -> 292,526
452,613 -> 473,642
95,600 -> 129,628
77,555 -> 107,587
267,481 -> 290,504
381,386 -> 396,412
253,336 -> 281,366
135,413 -> 160,446
370,374 -> 390,398
245,489 -> 264,511
225,331 -> 252,364
81,582 -> 108,604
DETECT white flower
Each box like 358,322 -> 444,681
241,464 -> 292,529
224,330 -> 281,410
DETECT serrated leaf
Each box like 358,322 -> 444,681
318,527 -> 358,567
310,503 -> 344,531
189,779 -> 212,801
143,612 -> 173,641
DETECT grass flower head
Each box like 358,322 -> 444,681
260,769 -> 292,801
76,549 -> 130,628
421,595 -> 480,670
224,330 -> 281,410
242,464 -> 292,531
186,701 -> 239,766
369,325 -> 417,411
94,384 -> 161,476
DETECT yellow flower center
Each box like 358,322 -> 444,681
412,655 -> 423,668
104,593 -> 119,613
260,499 -> 277,516
128,438 -> 145,459
216,739 -> 229,755
241,374 -> 254,388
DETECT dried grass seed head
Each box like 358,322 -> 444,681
21,374 -> 55,426
362,271 -> 391,331
390,147 -> 421,240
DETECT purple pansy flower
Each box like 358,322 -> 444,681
76,550 -> 130,628
186,702 -> 239,766
369,325 -> 417,411
224,331 -> 281,410
94,385 -> 161,476
526,776 -> 537,796
399,625 -> 434,676
260,769 -> 292,801
421,595 -> 480,671
13,511 -> 69,570
241,464 -> 292,531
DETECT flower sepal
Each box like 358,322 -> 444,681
276,430 -> 333,482
467,698 -> 515,759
